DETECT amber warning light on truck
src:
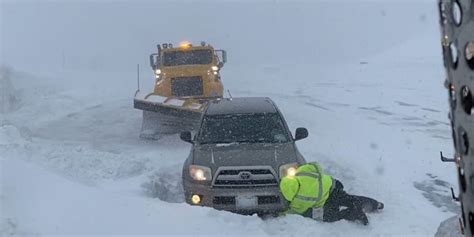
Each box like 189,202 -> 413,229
179,41 -> 192,48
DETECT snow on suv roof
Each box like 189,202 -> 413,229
205,97 -> 277,115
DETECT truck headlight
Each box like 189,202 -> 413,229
155,69 -> 162,75
211,66 -> 219,71
279,163 -> 298,178
189,165 -> 212,181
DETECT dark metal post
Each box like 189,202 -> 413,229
137,64 -> 140,92
438,0 -> 473,235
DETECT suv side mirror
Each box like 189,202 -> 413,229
180,131 -> 193,144
294,127 -> 308,141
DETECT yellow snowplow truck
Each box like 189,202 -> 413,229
134,41 -> 227,139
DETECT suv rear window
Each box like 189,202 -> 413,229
197,113 -> 290,144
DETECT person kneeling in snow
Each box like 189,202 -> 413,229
280,162 -> 383,225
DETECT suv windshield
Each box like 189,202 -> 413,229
198,113 -> 290,144
163,49 -> 213,66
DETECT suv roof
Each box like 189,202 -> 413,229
205,97 -> 277,115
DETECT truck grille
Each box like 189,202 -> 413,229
213,167 -> 278,188
171,76 -> 203,97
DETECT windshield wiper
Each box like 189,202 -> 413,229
199,140 -> 235,145
200,139 -> 279,145
235,140 -> 267,144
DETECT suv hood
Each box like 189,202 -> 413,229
192,142 -> 298,170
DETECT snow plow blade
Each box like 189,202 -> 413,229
134,94 -> 207,139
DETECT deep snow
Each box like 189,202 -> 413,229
1,0 -> 460,236
435,216 -> 462,237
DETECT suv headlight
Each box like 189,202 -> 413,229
279,163 -> 298,178
189,165 -> 212,181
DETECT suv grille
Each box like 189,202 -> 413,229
171,76 -> 203,97
213,167 -> 278,188
213,196 -> 235,205
258,195 -> 280,205
212,195 -> 280,205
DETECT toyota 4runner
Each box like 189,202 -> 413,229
180,97 -> 309,214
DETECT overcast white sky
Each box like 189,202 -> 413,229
1,0 -> 438,76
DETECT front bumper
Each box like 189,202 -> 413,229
183,179 -> 287,214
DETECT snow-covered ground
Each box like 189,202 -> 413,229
1,0 -> 460,236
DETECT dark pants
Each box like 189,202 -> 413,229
322,180 -> 380,225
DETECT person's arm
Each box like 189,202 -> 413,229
284,201 -> 309,216
307,162 -> 324,174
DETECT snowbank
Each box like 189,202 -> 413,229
435,216 -> 463,237
0,125 -> 26,146
141,164 -> 185,203
0,67 -> 20,113
0,122 -> 152,184
0,157 -> 269,236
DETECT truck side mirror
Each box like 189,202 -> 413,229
149,54 -> 156,68
222,50 -> 227,64
180,131 -> 193,144
216,50 -> 227,68
294,127 -> 308,141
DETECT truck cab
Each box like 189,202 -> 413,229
134,41 -> 228,139
149,41 -> 227,99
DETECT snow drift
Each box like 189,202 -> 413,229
0,67 -> 20,113
141,165 -> 185,203
435,216 -> 463,237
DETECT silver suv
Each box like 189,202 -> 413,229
180,97 -> 308,214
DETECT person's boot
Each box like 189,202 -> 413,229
343,209 -> 369,225
377,202 -> 384,210
361,199 -> 384,213
355,212 -> 369,225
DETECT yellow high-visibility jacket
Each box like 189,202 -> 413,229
283,163 -> 334,214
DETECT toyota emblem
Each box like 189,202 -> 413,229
239,172 -> 252,180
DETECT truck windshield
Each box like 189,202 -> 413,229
197,113 -> 290,144
163,49 -> 213,66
